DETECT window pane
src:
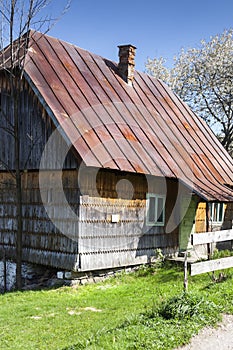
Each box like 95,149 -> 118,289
213,203 -> 218,222
218,203 -> 224,222
148,197 -> 156,222
157,197 -> 164,223
209,203 -> 212,219
210,202 -> 224,223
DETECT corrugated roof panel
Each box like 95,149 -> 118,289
133,74 -> 197,174
28,33 -> 119,169
71,47 -> 156,174
159,79 -> 233,184
97,69 -> 182,178
133,72 -> 233,200
18,30 -> 233,202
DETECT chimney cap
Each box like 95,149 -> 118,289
118,44 -> 137,49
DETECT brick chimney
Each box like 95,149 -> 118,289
118,44 -> 136,86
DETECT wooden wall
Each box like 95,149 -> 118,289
223,203 -> 233,229
194,202 -> 233,233
0,171 -> 79,270
179,197 -> 198,251
0,73 -> 231,272
0,73 -> 78,170
77,168 -> 179,271
0,168 -> 181,271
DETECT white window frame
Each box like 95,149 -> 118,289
146,193 -> 165,226
209,202 -> 225,224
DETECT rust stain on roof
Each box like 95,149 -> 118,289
5,30 -> 233,202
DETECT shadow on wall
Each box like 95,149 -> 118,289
217,203 -> 233,251
135,222 -> 178,263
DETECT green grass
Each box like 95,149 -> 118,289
0,263 -> 233,349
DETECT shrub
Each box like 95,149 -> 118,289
212,248 -> 233,259
158,292 -> 220,323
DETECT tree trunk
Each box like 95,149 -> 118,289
14,79 -> 23,291
15,169 -> 22,290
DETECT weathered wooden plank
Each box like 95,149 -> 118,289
191,256 -> 233,276
191,229 -> 233,246
79,249 -> 150,271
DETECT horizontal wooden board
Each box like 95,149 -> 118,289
191,256 -> 233,276
191,229 -> 233,245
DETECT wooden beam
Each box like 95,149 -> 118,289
191,229 -> 233,246
191,256 -> 233,276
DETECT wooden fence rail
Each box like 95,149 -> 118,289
191,229 -> 233,246
190,228 -> 233,277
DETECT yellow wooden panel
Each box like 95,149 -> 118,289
195,202 -> 206,233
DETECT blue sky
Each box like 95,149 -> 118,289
47,0 -> 233,72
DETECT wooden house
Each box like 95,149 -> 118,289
0,30 -> 233,272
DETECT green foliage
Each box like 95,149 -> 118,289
212,248 -> 233,259
158,292 -> 220,323
134,263 -> 156,277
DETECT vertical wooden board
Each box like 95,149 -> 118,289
195,202 -> 206,233
179,197 -> 198,251
222,203 -> 233,229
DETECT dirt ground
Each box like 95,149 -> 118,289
176,314 -> 233,350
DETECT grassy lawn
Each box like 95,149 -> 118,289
0,263 -> 233,349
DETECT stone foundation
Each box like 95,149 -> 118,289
0,261 -> 59,292
0,261 -> 143,292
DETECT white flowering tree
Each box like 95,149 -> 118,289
146,29 -> 233,156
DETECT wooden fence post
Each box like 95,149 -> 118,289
184,251 -> 188,292
3,251 -> 6,294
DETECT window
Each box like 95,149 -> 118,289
209,202 -> 225,223
146,194 -> 165,226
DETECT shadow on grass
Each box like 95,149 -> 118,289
153,262 -> 183,284
154,270 -> 182,283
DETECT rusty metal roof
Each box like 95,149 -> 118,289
18,31 -> 233,201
